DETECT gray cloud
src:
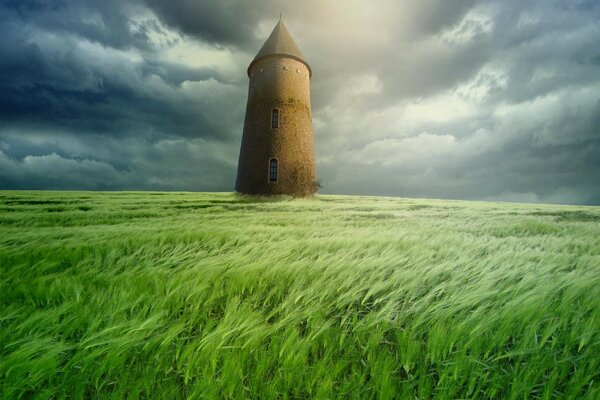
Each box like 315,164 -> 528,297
1,0 -> 599,204
0,132 -> 237,191
142,0 -> 269,49
0,15 -> 238,140
3,0 -> 162,51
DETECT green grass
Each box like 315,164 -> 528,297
1,191 -> 599,399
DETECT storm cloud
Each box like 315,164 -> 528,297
1,0 -> 599,204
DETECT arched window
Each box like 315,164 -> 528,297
271,109 -> 279,129
269,159 -> 278,182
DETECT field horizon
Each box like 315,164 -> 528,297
1,191 -> 599,399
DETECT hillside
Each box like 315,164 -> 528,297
1,191 -> 599,399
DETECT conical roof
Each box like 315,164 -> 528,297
248,18 -> 311,77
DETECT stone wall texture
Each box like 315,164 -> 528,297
235,56 -> 317,197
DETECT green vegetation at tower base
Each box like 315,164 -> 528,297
1,191 -> 599,399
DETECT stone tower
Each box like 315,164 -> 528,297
235,17 -> 316,197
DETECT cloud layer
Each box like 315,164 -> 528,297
1,0 -> 599,204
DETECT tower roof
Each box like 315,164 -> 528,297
248,18 -> 311,77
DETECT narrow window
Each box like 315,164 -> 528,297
269,159 -> 278,182
271,109 -> 279,129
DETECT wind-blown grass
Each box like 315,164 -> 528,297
1,191 -> 599,399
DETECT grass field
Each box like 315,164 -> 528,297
1,191 -> 599,399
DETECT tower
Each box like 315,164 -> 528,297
235,18 -> 317,197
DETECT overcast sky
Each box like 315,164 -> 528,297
1,0 -> 599,204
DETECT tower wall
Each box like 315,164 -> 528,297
235,56 -> 316,196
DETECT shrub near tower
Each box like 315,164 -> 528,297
235,18 -> 317,196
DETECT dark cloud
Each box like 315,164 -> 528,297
0,1 -> 242,141
0,0 -> 599,204
2,0 -> 163,51
142,0 -> 268,48
0,132 -> 238,191
0,0 -> 244,191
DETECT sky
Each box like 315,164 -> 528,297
1,0 -> 599,205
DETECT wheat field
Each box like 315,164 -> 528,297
1,191 -> 599,399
